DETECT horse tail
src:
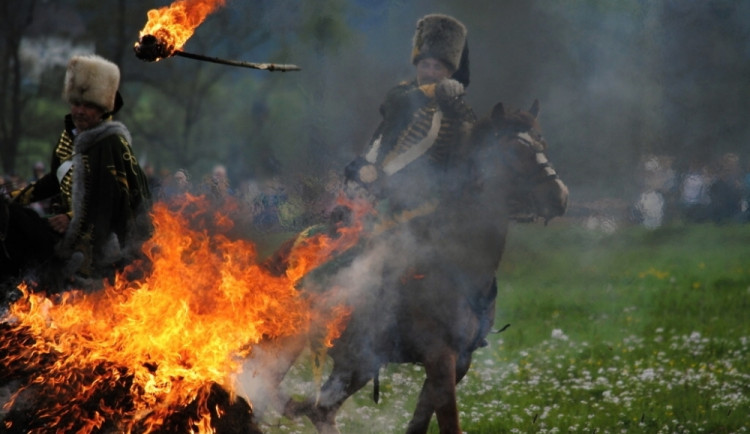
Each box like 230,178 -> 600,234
372,369 -> 380,403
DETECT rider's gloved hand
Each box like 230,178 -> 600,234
345,157 -> 382,187
435,78 -> 465,108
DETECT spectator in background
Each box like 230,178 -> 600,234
31,161 -> 46,182
743,157 -> 750,222
679,159 -> 712,223
708,152 -> 743,223
174,169 -> 191,193
159,168 -> 192,201
201,164 -> 234,199
237,178 -> 264,220
143,164 -> 162,199
631,155 -> 677,229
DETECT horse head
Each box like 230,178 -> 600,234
471,99 -> 568,224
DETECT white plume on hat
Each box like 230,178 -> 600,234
411,14 -> 467,72
63,54 -> 120,112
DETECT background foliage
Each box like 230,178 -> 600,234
2,0 -> 750,202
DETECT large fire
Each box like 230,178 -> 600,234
0,194 -> 367,432
137,0 -> 226,60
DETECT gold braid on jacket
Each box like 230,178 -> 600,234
384,100 -> 474,168
55,130 -> 77,215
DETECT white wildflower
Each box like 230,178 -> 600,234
551,328 -> 569,341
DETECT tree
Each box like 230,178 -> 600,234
0,0 -> 36,175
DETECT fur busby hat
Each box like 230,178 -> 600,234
411,14 -> 467,72
63,54 -> 120,113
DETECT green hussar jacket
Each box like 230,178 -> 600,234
16,115 -> 152,275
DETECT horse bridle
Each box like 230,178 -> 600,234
496,126 -> 559,184
494,127 -> 561,222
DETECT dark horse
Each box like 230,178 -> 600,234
265,100 -> 568,433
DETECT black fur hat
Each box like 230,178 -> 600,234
411,14 -> 467,73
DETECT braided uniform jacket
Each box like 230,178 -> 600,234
16,116 -> 152,275
361,79 -> 476,214
15,117 -> 76,214
56,130 -> 76,213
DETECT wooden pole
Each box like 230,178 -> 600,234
173,50 -> 301,72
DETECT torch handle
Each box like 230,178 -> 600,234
173,50 -> 301,72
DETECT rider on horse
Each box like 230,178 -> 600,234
344,14 -> 477,231
1,54 -> 152,294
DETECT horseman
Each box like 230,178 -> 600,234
272,15 -> 567,433
281,14 -> 478,289
345,14 -> 476,230
1,54 -> 152,292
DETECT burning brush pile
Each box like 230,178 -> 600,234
0,194 -> 365,433
1,1 -> 315,431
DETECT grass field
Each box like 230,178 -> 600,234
262,221 -> 750,433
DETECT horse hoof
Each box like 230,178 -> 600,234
282,399 -> 311,420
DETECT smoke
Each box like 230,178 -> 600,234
10,0 -> 749,429
228,1 -> 744,425
197,1 -> 746,428
238,226 -> 423,418
279,0 -> 750,201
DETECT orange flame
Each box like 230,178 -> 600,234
1,193 -> 368,432
139,0 -> 226,52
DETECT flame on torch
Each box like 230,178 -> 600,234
139,0 -> 225,59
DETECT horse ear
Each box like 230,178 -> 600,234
529,99 -> 540,118
491,102 -> 506,123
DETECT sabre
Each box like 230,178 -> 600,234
134,34 -> 301,72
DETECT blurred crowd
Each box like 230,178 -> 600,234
147,163 -> 344,234
630,152 -> 750,228
1,160 -> 345,236
2,161 -> 344,238
6,151 -> 749,236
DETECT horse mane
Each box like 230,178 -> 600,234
471,102 -> 540,142
500,110 -> 539,131
464,102 -> 540,187
468,115 -> 495,145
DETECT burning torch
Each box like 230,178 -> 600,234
133,0 -> 300,72
134,34 -> 301,72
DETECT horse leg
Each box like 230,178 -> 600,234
241,333 -> 307,420
284,361 -> 377,434
405,377 -> 434,434
406,335 -> 479,434
406,350 -> 460,434
429,351 -> 461,434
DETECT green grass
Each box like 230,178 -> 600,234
262,222 -> 750,433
